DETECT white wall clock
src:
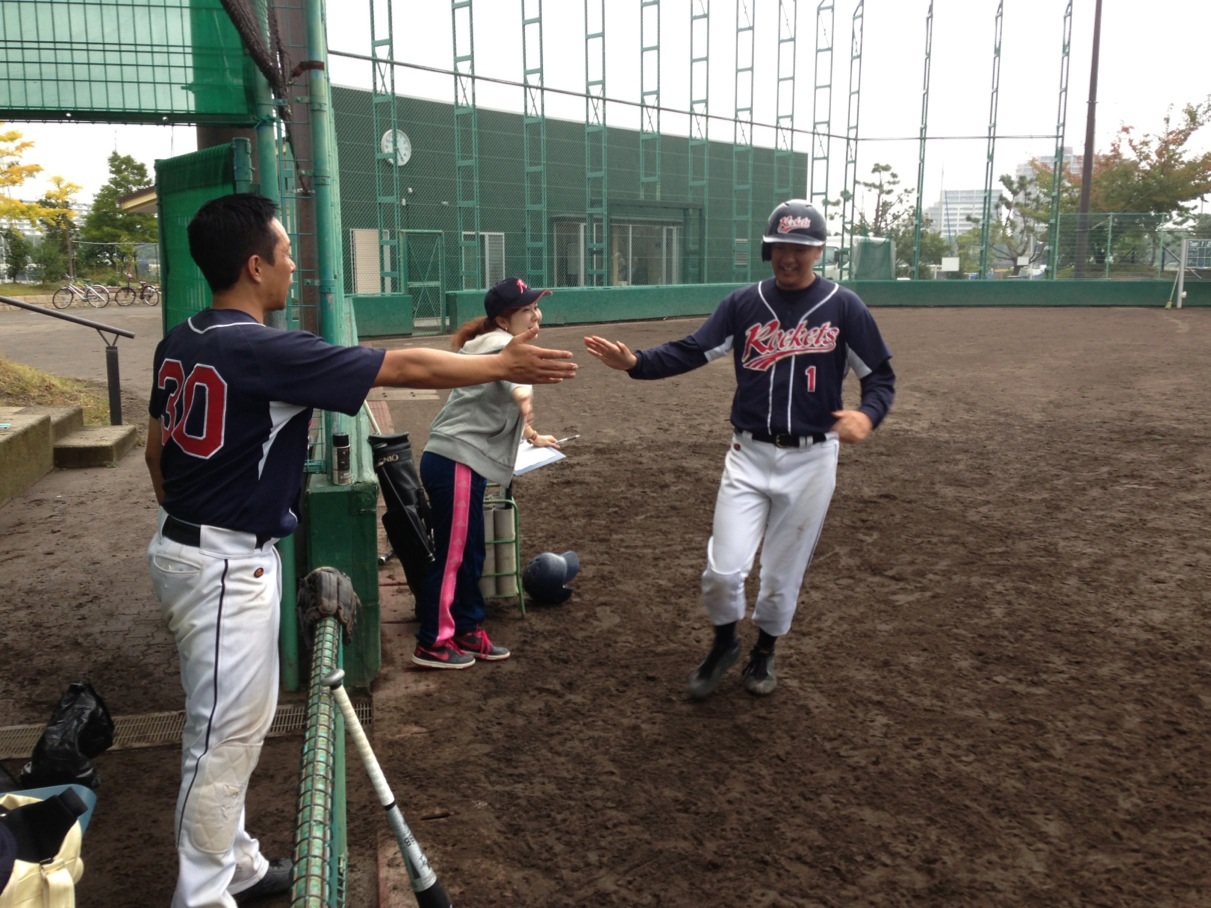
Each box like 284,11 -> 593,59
380,129 -> 412,167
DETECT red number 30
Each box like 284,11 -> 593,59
157,359 -> 227,458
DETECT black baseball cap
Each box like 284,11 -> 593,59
484,277 -> 551,320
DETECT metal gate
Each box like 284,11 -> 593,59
404,229 -> 446,335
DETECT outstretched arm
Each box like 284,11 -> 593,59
375,326 -> 576,389
583,335 -> 638,371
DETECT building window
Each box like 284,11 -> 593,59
461,231 -> 506,289
733,238 -> 749,268
611,221 -> 682,286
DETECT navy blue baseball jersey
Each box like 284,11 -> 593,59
148,309 -> 385,537
628,277 -> 895,435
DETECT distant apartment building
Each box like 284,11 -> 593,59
1014,146 -> 1084,183
924,189 -> 991,241
924,149 -> 1084,242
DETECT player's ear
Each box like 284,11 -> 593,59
245,253 -> 265,285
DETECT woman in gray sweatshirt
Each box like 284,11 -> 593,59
413,277 -> 562,669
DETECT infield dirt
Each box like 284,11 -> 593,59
1,304 -> 1208,906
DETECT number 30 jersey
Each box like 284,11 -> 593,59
149,309 -> 385,538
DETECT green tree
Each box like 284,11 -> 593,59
847,163 -> 917,238
1028,99 -> 1211,273
35,177 -> 82,281
887,222 -> 951,278
988,168 -> 1058,276
837,163 -> 923,276
2,226 -> 32,281
80,152 -> 157,272
951,226 -> 984,277
1090,100 -> 1211,216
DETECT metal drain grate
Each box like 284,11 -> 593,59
0,698 -> 372,760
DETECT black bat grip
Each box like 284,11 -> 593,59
415,879 -> 452,908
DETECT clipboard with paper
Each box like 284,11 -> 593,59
513,435 -> 578,476
514,441 -> 566,476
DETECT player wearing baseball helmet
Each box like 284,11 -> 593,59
760,199 -> 828,261
585,197 -> 895,702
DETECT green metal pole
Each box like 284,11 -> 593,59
248,0 -> 301,694
306,0 -> 352,347
303,0 -> 350,897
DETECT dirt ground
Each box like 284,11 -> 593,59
2,306 -> 1209,906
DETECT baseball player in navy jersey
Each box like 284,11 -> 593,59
145,193 -> 575,907
585,199 -> 894,699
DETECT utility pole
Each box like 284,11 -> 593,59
1074,0 -> 1102,279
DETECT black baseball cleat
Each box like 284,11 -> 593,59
231,858 -> 292,903
688,638 -> 742,700
741,647 -> 777,696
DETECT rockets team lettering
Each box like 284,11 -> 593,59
742,320 -> 839,372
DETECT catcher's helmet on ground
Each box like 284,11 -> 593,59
761,199 -> 828,261
522,551 -> 580,604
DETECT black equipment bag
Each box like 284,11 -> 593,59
368,432 -> 434,605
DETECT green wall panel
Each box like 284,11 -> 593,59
351,294 -> 413,338
303,479 -> 382,687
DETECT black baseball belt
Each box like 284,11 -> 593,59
744,430 -> 828,448
162,514 -> 275,550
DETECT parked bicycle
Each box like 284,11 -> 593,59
51,278 -> 111,309
113,275 -> 160,307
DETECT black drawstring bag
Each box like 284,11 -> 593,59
369,432 -> 435,607
19,682 -> 115,790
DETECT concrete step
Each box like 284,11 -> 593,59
54,424 -> 140,469
0,405 -> 139,508
19,405 -> 85,440
0,407 -> 58,508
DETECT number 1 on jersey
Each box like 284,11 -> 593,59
804,365 -> 817,392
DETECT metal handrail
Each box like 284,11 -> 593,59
0,294 -> 136,426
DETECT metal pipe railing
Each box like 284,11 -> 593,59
0,295 -> 135,426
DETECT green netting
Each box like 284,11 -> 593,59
155,139 -> 255,330
0,0 -> 256,123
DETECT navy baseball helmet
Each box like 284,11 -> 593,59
761,199 -> 827,261
522,550 -> 580,604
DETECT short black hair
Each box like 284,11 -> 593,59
187,193 -> 280,292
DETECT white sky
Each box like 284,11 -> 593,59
6,0 -> 1209,214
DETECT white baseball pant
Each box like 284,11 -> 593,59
148,510 -> 281,908
701,433 -> 839,637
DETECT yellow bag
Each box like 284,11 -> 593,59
0,792 -> 85,908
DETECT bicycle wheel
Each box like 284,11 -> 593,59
143,287 -> 160,306
114,287 -> 136,306
52,288 -> 74,309
87,286 -> 109,308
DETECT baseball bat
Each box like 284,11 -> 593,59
323,669 -> 453,908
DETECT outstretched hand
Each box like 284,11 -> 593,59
584,335 -> 638,371
503,326 -> 578,384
